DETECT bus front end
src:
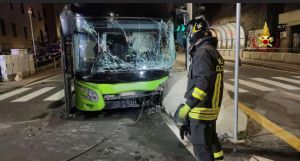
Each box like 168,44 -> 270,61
72,17 -> 176,111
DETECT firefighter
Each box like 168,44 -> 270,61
174,15 -> 224,161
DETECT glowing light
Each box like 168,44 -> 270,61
140,71 -> 144,76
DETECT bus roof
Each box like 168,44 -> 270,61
70,3 -> 175,19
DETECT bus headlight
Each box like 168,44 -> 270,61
87,89 -> 98,102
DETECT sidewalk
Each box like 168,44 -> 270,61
173,52 -> 186,71
0,68 -> 62,94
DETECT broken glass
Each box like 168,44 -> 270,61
73,17 -> 176,77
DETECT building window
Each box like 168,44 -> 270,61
31,8 -> 36,18
9,3 -> 13,9
32,12 -> 36,18
45,24 -> 48,32
0,19 -> 6,36
40,30 -> 44,44
38,11 -> 42,21
23,26 -> 28,39
11,23 -> 17,37
43,7 -> 46,18
20,3 -> 25,15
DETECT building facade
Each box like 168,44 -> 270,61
0,3 -> 63,52
0,3 -> 46,50
42,4 -> 63,44
279,8 -> 300,52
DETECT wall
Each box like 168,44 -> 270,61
205,4 -> 268,36
54,4 -> 64,42
42,4 -> 63,43
218,49 -> 300,65
279,8 -> 300,51
43,4 -> 57,43
0,3 -> 45,49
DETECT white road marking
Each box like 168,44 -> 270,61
224,82 -> 249,93
44,87 -> 73,101
0,88 -> 31,101
252,78 -> 300,90
11,87 -> 55,102
229,79 -> 275,92
44,89 -> 64,101
224,69 -> 232,73
292,76 -> 300,79
272,77 -> 300,85
279,90 -> 300,102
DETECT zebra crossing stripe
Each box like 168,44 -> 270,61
44,89 -> 64,101
0,88 -> 31,101
252,78 -> 300,90
224,82 -> 249,93
11,87 -> 55,102
272,77 -> 300,84
229,79 -> 275,91
292,76 -> 300,79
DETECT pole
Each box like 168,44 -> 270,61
187,3 -> 192,21
28,8 -> 37,58
61,35 -> 72,117
186,3 -> 192,69
234,3 -> 241,142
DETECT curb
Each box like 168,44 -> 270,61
0,71 -> 61,94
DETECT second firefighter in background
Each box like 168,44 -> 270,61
174,16 -> 225,161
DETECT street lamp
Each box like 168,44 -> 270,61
27,6 -> 37,58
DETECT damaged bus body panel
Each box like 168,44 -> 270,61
61,4 -> 176,111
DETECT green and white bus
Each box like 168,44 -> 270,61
60,4 -> 176,114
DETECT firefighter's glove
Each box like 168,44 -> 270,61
174,104 -> 191,140
178,103 -> 191,120
174,103 -> 191,125
180,123 -> 191,140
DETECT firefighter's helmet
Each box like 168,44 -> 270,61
187,15 -> 211,43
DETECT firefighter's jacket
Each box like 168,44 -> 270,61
185,37 -> 224,122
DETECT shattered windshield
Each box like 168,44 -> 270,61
73,17 -> 176,76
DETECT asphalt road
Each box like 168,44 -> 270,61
224,62 -> 300,137
0,74 -> 65,123
0,74 -> 196,161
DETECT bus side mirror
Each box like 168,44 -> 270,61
60,6 -> 75,36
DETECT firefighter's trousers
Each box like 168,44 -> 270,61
190,121 -> 224,161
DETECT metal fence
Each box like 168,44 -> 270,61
34,52 -> 62,72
